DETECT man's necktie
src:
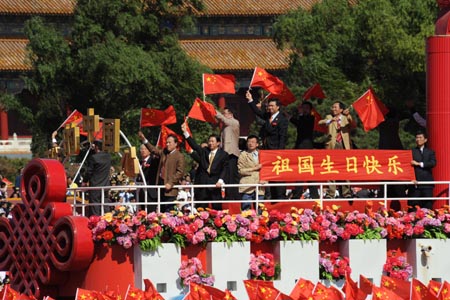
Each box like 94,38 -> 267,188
208,152 -> 215,174
336,119 -> 343,144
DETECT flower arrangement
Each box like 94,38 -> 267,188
178,258 -> 214,287
249,251 -> 280,281
88,205 -> 450,251
383,250 -> 412,281
319,251 -> 351,281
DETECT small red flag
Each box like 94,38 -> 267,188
289,278 -> 315,300
201,285 -> 236,300
79,121 -> 103,140
439,281 -> 450,300
187,98 -> 217,124
60,109 -> 83,128
311,108 -> 327,134
244,280 -> 275,300
203,74 -> 236,95
359,275 -> 373,298
124,285 -> 145,300
412,279 -> 438,300
156,125 -> 183,149
428,279 -> 442,298
184,283 -> 211,300
140,106 -> 177,127
303,83 -> 326,100
343,272 -> 366,300
143,279 -> 164,300
267,82 -> 296,106
313,282 -> 343,300
249,67 -> 284,95
372,285 -> 404,300
352,88 -> 389,132
380,275 -> 410,300
76,288 -> 101,300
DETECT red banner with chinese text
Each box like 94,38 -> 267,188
260,150 -> 414,182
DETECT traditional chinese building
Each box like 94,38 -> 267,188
0,0 -> 324,145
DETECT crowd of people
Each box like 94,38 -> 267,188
51,92 -> 435,215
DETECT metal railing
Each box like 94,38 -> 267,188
65,180 -> 450,216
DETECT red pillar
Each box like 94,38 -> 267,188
427,36 -> 450,207
0,110 -> 8,140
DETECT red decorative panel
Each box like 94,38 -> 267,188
0,158 -> 94,299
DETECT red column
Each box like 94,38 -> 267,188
426,36 -> 450,207
0,110 -> 8,140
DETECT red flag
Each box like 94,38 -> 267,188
359,275 -> 373,298
290,278 -> 314,300
143,279 -> 164,300
183,283 -> 211,300
313,282 -> 343,300
60,109 -> 84,129
352,88 -> 389,132
188,98 -> 217,123
203,74 -> 236,95
428,280 -> 442,298
343,273 -> 366,300
140,106 -> 177,127
200,285 -> 236,300
267,82 -> 296,106
372,285 -> 404,300
412,279 -> 438,300
249,67 -> 284,95
439,281 -> 450,300
244,280 -> 275,300
303,83 -> 326,100
124,285 -> 145,300
311,108 -> 327,133
380,275 -> 410,300
76,288 -> 102,300
79,121 -> 103,140
156,125 -> 183,149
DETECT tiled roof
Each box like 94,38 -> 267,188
179,39 -> 290,71
0,38 -> 288,72
0,0 -> 76,15
0,39 -> 30,71
199,0 -> 320,16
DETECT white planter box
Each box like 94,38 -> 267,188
406,239 -> 450,283
320,279 -> 345,289
339,239 -> 386,286
273,240 -> 319,294
134,244 -> 182,298
206,241 -> 250,300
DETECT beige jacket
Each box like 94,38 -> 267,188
238,151 -> 264,195
318,114 -> 355,150
216,111 -> 240,157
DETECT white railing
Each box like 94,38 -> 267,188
66,181 -> 450,216
0,133 -> 31,153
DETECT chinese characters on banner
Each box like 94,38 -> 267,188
260,150 -> 415,182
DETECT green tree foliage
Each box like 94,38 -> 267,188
273,0 -> 437,149
5,0 -> 210,156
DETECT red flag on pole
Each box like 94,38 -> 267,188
267,82 -> 296,106
311,108 -> 327,133
428,279 -> 442,298
380,275 -> 410,300
359,274 -> 374,298
439,281 -> 450,300
352,88 -> 389,132
312,282 -> 343,300
249,67 -> 284,95
143,279 -> 164,300
303,83 -> 326,100
59,109 -> 83,129
203,74 -> 236,95
343,272 -> 366,300
187,98 -> 217,124
289,278 -> 315,300
372,285 -> 404,300
156,125 -> 183,149
140,106 -> 177,127
412,279 -> 438,300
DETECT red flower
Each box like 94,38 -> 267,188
102,231 -> 114,241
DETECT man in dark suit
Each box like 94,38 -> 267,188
246,90 -> 288,200
135,144 -> 160,212
182,122 -> 229,210
82,140 -> 112,216
408,131 -> 436,211
138,131 -> 185,212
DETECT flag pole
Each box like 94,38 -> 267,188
56,109 -> 78,131
202,74 -> 206,101
139,108 -> 142,129
248,67 -> 257,90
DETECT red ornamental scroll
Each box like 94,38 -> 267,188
260,150 -> 415,182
